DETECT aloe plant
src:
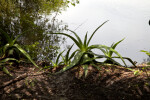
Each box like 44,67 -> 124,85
50,21 -> 128,76
43,46 -> 77,70
50,50 -> 65,68
101,38 -> 136,67
60,44 -> 77,66
0,29 -> 38,76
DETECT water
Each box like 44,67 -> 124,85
56,0 -> 150,65
0,0 -> 68,61
1,0 -> 150,65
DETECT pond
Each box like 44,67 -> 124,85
56,0 -> 150,65
0,0 -> 150,66
0,0 -> 70,61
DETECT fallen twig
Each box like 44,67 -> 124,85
0,73 -> 28,89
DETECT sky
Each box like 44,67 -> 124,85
55,0 -> 150,65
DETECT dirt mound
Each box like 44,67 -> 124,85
0,64 -> 150,100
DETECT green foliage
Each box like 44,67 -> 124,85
60,44 -> 77,66
46,44 -> 77,68
128,66 -> 150,79
113,57 -> 136,67
102,38 -> 136,67
89,45 -> 127,66
141,50 -> 150,65
0,0 -> 73,61
50,21 -> 131,77
127,68 -> 141,76
141,50 -> 150,57
23,42 -> 40,60
0,29 -> 38,76
142,66 -> 150,79
57,51 -> 84,74
0,58 -> 18,76
52,21 -> 108,52
50,50 -> 65,68
39,0 -> 79,14
108,38 -> 125,57
13,44 -> 38,68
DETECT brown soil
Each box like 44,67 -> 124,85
0,63 -> 150,100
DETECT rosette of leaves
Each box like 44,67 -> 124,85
0,29 -> 38,76
50,21 -> 128,77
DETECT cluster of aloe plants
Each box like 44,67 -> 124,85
0,20 -> 137,78
49,21 -> 136,77
42,44 -> 76,69
0,29 -> 38,76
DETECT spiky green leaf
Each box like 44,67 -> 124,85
140,50 -> 150,57
108,38 -> 125,57
65,44 -> 74,63
0,58 -> 18,63
12,34 -> 22,45
13,44 -> 38,68
89,45 -> 127,67
112,56 -> 137,67
50,33 -> 81,49
68,50 -> 78,61
88,52 -> 122,66
84,32 -> 88,48
56,50 -> 65,65
87,20 -> 109,46
68,30 -> 83,46
3,67 -> 12,76
55,51 -> 84,74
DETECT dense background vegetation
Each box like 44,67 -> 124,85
0,0 -> 79,61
